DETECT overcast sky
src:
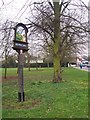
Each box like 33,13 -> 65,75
0,0 -> 89,57
0,0 -> 89,24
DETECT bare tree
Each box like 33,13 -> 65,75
27,0 -> 88,82
0,20 -> 15,78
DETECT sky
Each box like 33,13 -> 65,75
0,0 -> 89,57
0,0 -> 31,23
0,0 -> 89,23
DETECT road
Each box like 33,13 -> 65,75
73,66 -> 90,72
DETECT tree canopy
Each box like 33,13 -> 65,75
26,0 -> 88,82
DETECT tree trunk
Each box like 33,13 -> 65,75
28,65 -> 30,71
47,62 -> 49,68
28,60 -> 30,71
53,38 -> 62,83
4,49 -> 7,79
36,61 -> 38,70
4,67 -> 7,79
53,1 -> 62,82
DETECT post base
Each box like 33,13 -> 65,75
18,92 -> 25,102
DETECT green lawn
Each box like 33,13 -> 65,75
1,67 -> 88,118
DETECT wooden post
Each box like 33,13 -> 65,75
18,50 -> 25,102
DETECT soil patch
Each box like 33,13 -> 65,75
3,99 -> 41,110
2,76 -> 18,82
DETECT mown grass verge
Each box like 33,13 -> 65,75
1,67 -> 88,118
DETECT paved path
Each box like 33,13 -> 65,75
73,66 -> 90,72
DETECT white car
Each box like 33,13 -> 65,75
82,61 -> 88,67
87,64 -> 90,67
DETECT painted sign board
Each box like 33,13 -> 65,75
13,23 -> 28,53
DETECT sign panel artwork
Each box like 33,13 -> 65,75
16,27 -> 26,42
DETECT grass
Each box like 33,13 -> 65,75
1,67 -> 88,118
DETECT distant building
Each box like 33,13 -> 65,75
30,59 -> 43,64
